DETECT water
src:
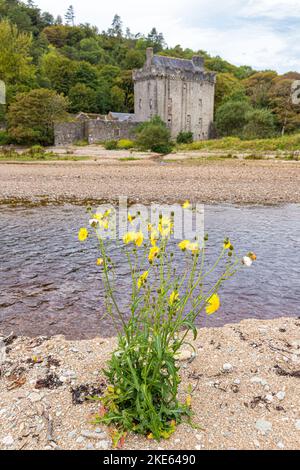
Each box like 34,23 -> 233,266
0,204 -> 299,339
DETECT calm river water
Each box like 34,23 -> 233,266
0,204 -> 299,339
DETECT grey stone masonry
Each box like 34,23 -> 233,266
133,48 -> 216,139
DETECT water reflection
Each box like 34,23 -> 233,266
0,204 -> 299,339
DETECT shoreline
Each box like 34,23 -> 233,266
1,316 -> 299,450
0,158 -> 300,205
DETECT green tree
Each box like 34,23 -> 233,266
108,14 -> 122,37
40,48 -> 77,94
136,116 -> 173,153
215,73 -> 245,110
243,108 -> 276,139
268,76 -> 300,135
68,83 -> 97,113
243,71 -> 277,108
78,37 -> 105,64
215,100 -> 252,137
65,5 -> 75,26
8,88 -> 68,144
0,19 -> 35,85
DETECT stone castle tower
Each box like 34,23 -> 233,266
133,48 -> 216,140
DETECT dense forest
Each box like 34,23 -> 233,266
0,0 -> 300,144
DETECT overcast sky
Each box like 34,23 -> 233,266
36,0 -> 300,73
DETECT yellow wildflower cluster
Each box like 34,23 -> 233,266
178,239 -> 199,254
123,231 -> 144,247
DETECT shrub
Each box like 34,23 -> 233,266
104,140 -> 118,150
215,100 -> 252,137
0,131 -> 10,145
117,139 -> 135,150
28,145 -> 45,156
79,206 -> 256,441
8,89 -> 68,145
135,116 -> 173,153
242,108 -> 276,139
176,131 -> 193,144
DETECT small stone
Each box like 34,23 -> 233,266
253,439 -> 260,448
295,419 -> 300,431
222,363 -> 233,372
2,435 -> 14,446
177,349 -> 195,361
95,440 -> 110,450
250,376 -> 267,386
28,392 -> 42,402
276,391 -> 286,401
81,430 -> 107,439
68,431 -> 76,439
265,394 -> 273,402
233,379 -> 241,385
174,438 -> 181,444
255,419 -> 272,435
277,441 -> 285,449
195,445 -> 201,450
195,433 -> 202,441
86,443 -> 94,450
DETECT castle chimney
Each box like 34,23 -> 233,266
192,55 -> 204,70
146,47 -> 154,68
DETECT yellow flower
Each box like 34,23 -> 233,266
78,227 -> 88,241
101,219 -> 109,230
150,228 -> 159,246
223,238 -> 231,249
158,216 -> 173,237
249,252 -> 257,261
148,246 -> 160,262
178,239 -> 190,251
135,231 -> 144,247
137,270 -> 149,289
96,258 -> 104,266
169,291 -> 179,305
128,213 -> 134,224
123,231 -> 136,244
187,242 -> 199,254
186,394 -> 192,407
103,209 -> 111,217
206,293 -> 220,315
182,200 -> 191,209
93,213 -> 103,221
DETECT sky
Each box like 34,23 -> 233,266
36,0 -> 300,73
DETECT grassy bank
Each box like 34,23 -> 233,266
0,149 -> 90,162
177,134 -> 300,153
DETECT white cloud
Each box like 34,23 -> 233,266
35,0 -> 300,73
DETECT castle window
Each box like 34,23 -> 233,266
149,99 -> 153,109
183,83 -> 187,90
139,98 -> 142,109
199,99 -> 203,109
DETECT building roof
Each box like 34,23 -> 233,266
108,112 -> 135,122
152,55 -> 203,72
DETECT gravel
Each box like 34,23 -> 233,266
0,316 -> 300,450
0,157 -> 299,205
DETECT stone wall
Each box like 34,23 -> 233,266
54,121 -> 85,146
86,120 -> 139,144
54,120 -> 140,146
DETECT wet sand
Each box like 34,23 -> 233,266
0,157 -> 300,205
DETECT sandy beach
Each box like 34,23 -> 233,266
1,317 -> 299,450
0,156 -> 300,205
